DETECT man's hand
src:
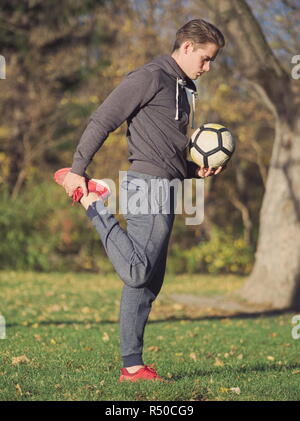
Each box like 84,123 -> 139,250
62,171 -> 88,198
196,165 -> 226,178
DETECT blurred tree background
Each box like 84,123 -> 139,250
0,0 -> 299,308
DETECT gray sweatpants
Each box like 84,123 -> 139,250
86,170 -> 176,367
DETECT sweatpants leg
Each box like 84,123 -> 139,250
119,218 -> 174,367
85,170 -> 176,366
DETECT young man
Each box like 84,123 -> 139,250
55,19 -> 225,382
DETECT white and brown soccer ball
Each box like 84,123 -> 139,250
189,123 -> 235,169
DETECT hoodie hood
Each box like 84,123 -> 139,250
149,55 -> 197,90
147,55 -> 198,128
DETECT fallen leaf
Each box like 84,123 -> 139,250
267,355 -> 275,361
220,386 -> 241,395
81,307 -> 93,314
237,353 -> 244,360
214,358 -> 224,367
12,355 -> 30,365
189,352 -> 197,361
15,384 -> 22,396
147,346 -> 160,352
230,387 -> 241,395
102,332 -> 109,342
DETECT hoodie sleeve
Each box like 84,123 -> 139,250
186,160 -> 202,179
71,68 -> 159,176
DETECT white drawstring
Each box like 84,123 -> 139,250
175,78 -> 197,128
191,91 -> 196,129
175,77 -> 180,121
185,88 -> 197,129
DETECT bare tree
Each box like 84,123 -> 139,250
0,0 -> 109,197
206,0 -> 300,309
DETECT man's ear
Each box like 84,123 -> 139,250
182,40 -> 194,54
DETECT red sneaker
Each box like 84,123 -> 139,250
53,167 -> 111,204
119,365 -> 165,382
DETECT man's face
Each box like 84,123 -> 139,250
181,42 -> 220,80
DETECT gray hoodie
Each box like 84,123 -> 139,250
71,54 -> 200,180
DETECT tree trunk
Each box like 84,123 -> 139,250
206,0 -> 300,309
241,118 -> 300,309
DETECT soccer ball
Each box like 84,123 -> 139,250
189,123 -> 235,168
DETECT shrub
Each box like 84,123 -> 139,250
0,182 -> 254,275
168,225 -> 254,275
0,182 -> 113,272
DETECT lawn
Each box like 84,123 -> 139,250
0,270 -> 299,401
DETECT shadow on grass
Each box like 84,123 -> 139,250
170,362 -> 300,381
6,308 -> 294,328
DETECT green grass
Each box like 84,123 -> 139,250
0,271 -> 299,401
